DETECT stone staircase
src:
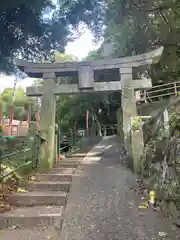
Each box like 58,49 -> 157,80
0,156 -> 83,239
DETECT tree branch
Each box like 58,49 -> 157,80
159,10 -> 178,44
133,3 -> 170,12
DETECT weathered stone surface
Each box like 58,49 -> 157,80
55,161 -> 80,168
0,226 -> 61,240
50,167 -> 75,174
38,73 -> 56,172
0,206 -> 64,229
116,108 -> 123,136
26,80 -> 153,96
27,181 -> 71,192
7,191 -> 67,206
131,130 -> 144,173
120,67 -> 142,167
78,65 -> 94,89
16,47 -> 163,77
36,173 -> 72,182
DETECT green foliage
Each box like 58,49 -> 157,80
168,112 -> 180,136
76,0 -> 180,84
131,116 -> 142,132
0,0 -> 104,72
54,52 -> 77,62
162,178 -> 180,199
0,87 -> 36,121
2,0 -> 180,84
85,48 -> 102,60
110,0 -> 180,83
0,136 -> 41,183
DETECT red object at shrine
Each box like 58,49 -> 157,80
9,105 -> 14,125
27,105 -> 31,123
86,110 -> 89,131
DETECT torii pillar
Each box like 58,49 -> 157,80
16,46 -> 163,172
39,72 -> 56,170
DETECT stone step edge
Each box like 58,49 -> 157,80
0,206 -> 65,230
33,173 -> 73,182
27,181 -> 71,185
6,191 -> 67,197
6,191 -> 68,206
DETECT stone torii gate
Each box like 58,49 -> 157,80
16,47 -> 163,172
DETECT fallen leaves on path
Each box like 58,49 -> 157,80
17,187 -> 27,193
138,205 -> 148,209
45,235 -> 53,239
158,231 -> 168,237
30,176 -> 36,181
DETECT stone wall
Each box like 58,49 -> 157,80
141,96 -> 180,224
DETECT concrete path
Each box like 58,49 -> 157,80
60,136 -> 180,240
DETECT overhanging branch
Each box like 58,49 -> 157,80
133,3 -> 170,12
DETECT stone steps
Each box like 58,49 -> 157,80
7,191 -> 67,206
55,159 -> 82,168
50,167 -> 75,174
0,156 -> 84,236
55,163 -> 78,168
0,226 -> 61,239
36,173 -> 72,182
0,206 -> 65,229
27,181 -> 71,192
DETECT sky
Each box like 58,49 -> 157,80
0,29 -> 100,92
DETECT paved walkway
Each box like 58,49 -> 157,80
60,136 -> 180,240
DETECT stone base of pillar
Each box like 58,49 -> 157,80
39,150 -> 50,173
36,125 -> 56,173
123,133 -> 133,169
116,108 -> 123,137
131,130 -> 144,173
123,116 -> 145,173
38,131 -> 50,173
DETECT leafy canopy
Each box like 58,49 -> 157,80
0,0 -> 104,73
